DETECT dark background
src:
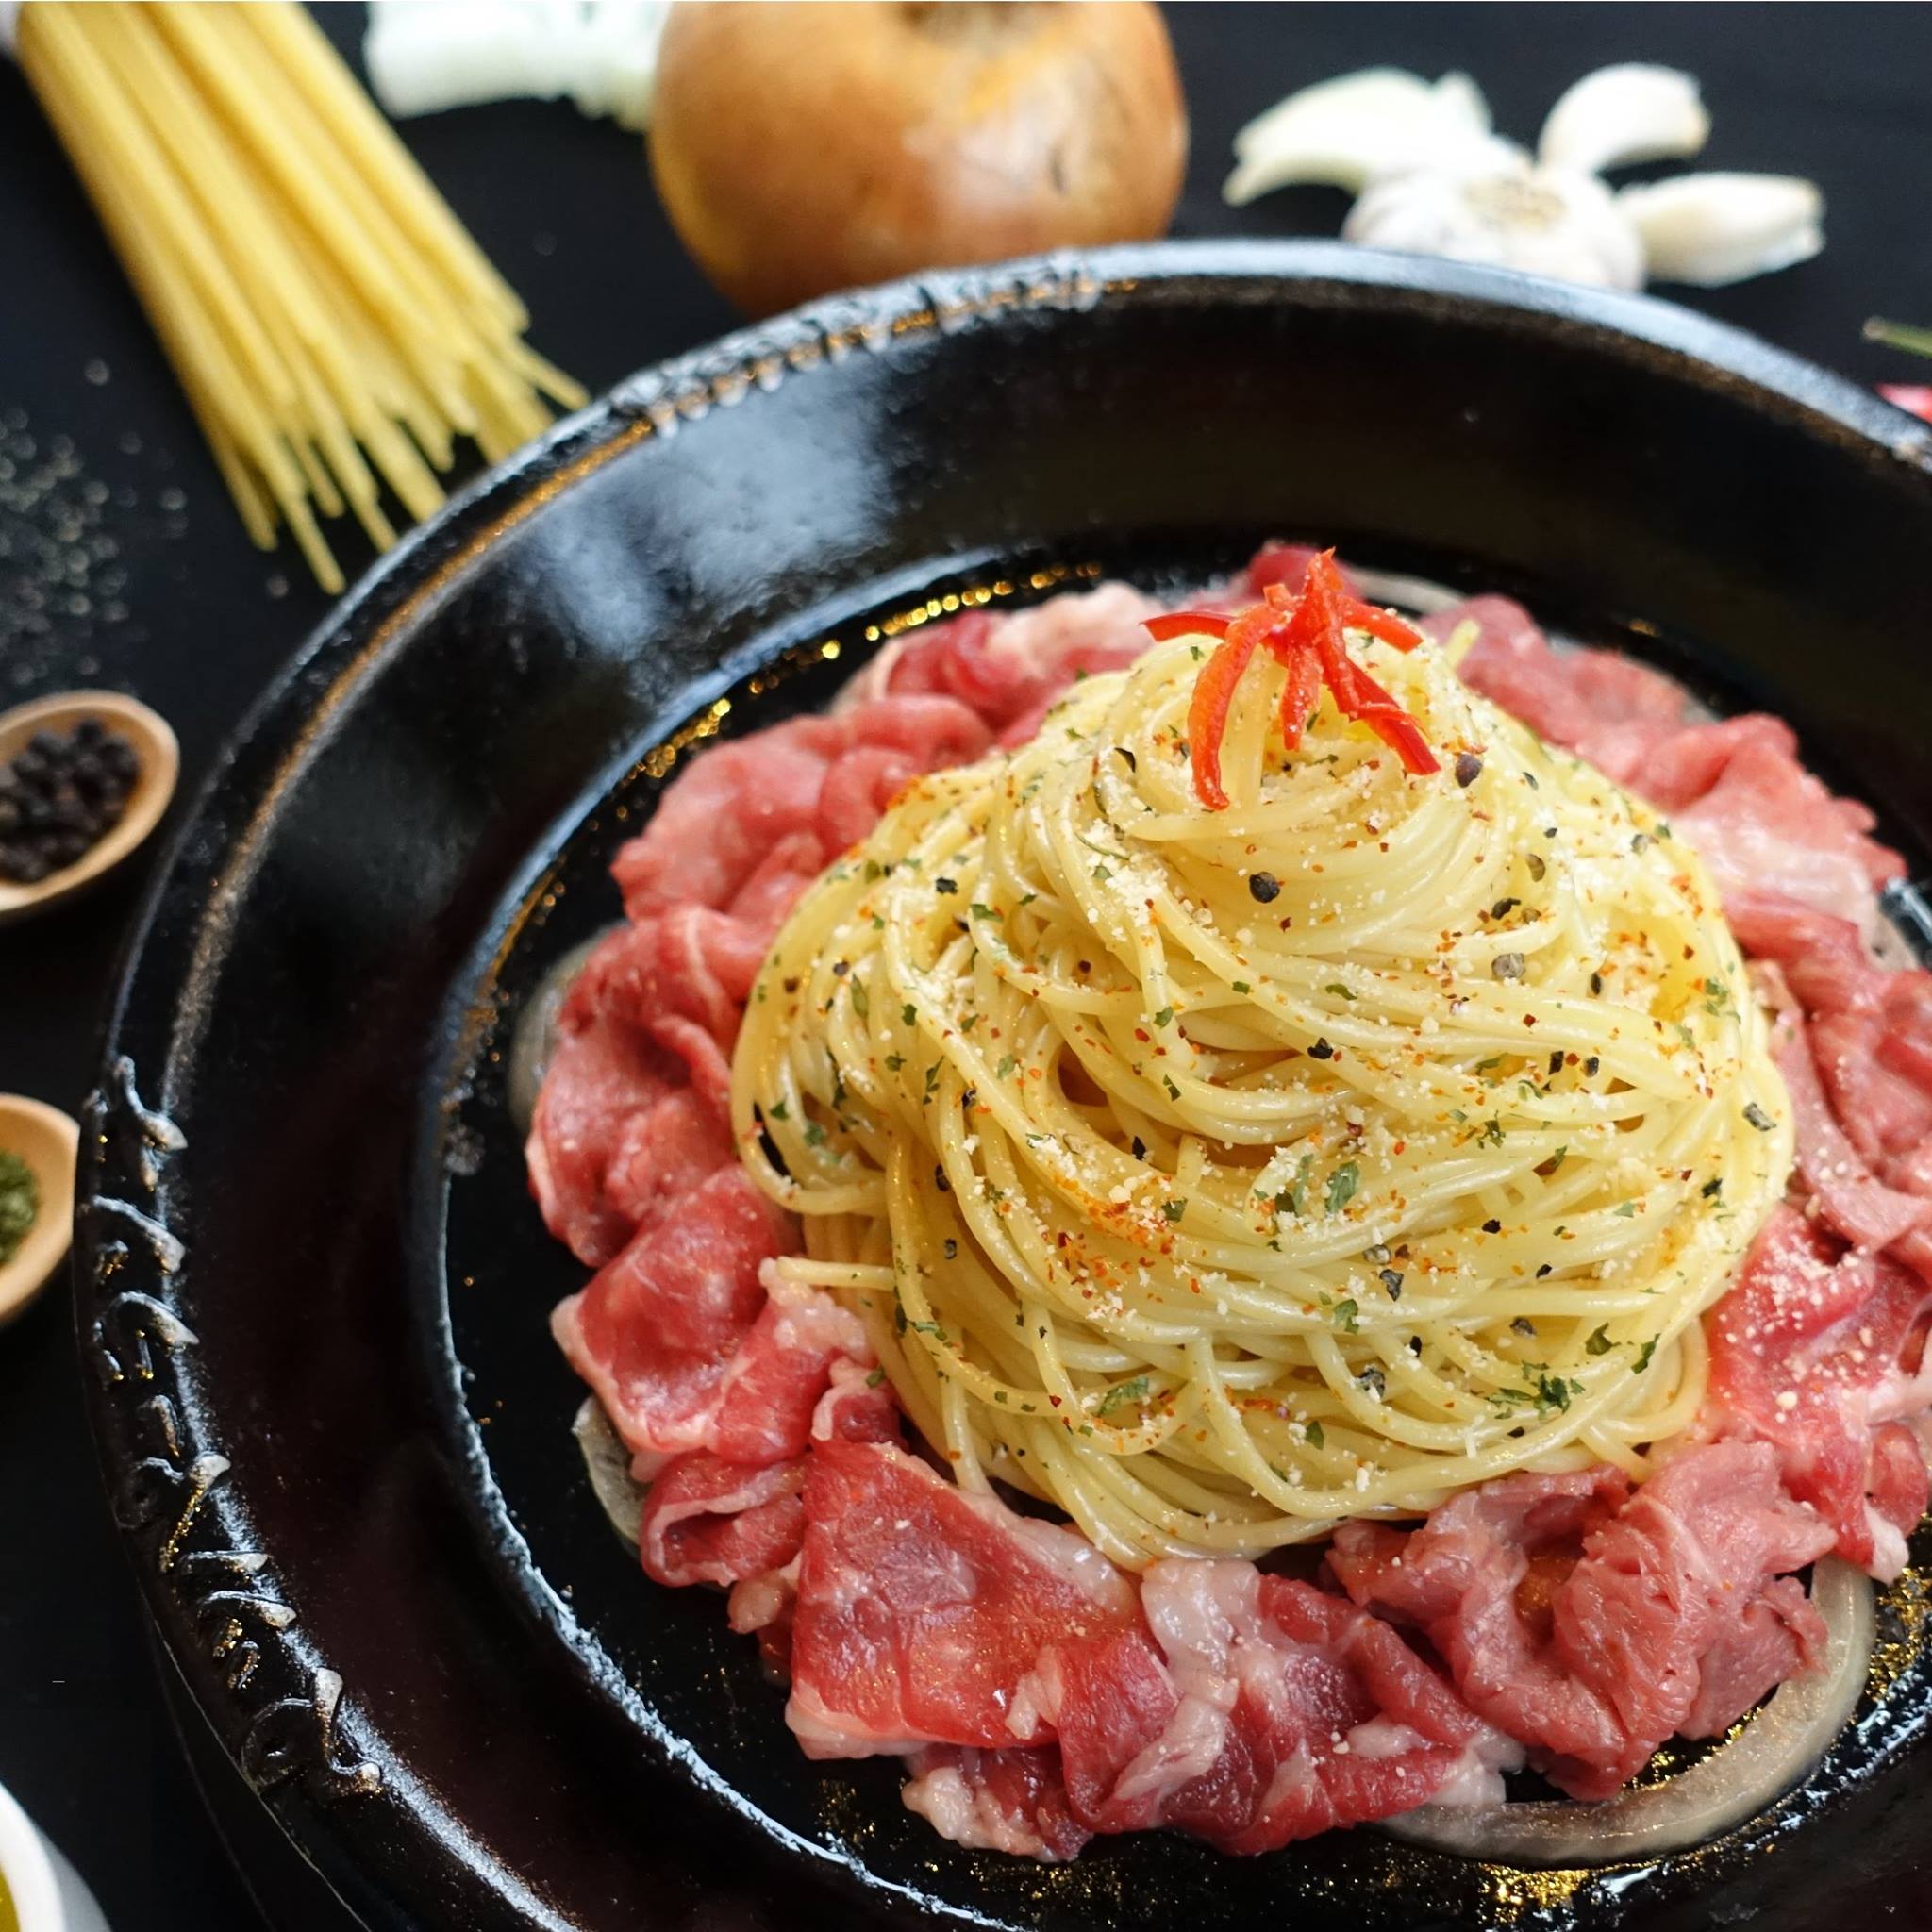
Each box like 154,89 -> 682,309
3,5 -> 1929,1924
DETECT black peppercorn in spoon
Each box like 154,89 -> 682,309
0,691 -> 177,924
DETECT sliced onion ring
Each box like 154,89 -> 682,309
507,928 -> 618,1134
1344,564 -> 1464,617
1383,1558 -> 1874,1866
573,1397 -> 645,1546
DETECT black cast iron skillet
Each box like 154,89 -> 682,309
76,242 -> 1932,1932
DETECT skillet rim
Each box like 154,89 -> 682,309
74,237 -> 1932,1930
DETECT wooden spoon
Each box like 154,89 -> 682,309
0,1096 -> 79,1325
0,691 -> 178,924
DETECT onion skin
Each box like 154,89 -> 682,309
650,2 -> 1188,316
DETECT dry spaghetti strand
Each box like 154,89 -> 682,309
16,0 -> 587,592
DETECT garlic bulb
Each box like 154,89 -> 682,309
1227,61 -> 1824,293
1346,143 -> 1644,291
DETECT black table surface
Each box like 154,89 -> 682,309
4,5 -> 1931,1925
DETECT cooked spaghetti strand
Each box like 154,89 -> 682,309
735,619 -> 1792,1566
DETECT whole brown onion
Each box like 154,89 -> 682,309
649,2 -> 1189,317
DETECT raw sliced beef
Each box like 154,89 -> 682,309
1738,906 -> 1932,1291
786,1440 -> 1141,1760
902,1746 -> 1092,1862
1441,594 -> 1689,787
612,696 -> 991,921
614,729 -> 830,921
1048,1560 -> 1510,1854
1331,1445 -> 1832,1798
1680,1575 -> 1824,1738
1704,1204 -> 1932,1578
1047,1625 -> 1209,1833
1447,596 -> 1904,940
1671,722 -> 1903,933
601,1083 -> 739,1241
1746,908 -> 1932,1171
705,1267 -> 876,1467
640,1454 -> 807,1590
715,1361 -> 905,1660
1814,995 -> 1932,1174
574,906 -> 769,1048
885,1552 -> 1510,1859
1774,1018 -> 1931,1257
1329,1467 -> 1634,1796
527,927 -> 751,1266
535,694 -> 989,1266
844,584 -> 1161,742
551,1167 -> 793,1469
1552,1443 -> 1833,1753
640,1354 -> 904,1596
526,1000 -> 691,1267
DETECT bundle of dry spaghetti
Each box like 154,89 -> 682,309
14,1 -> 586,591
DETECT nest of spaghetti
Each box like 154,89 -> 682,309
731,575 -> 1792,1569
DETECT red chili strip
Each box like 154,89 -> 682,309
1340,656 -> 1441,775
1143,610 -> 1234,641
1356,701 -> 1440,773
1184,626 -> 1263,810
1148,548 -> 1440,807
1276,646 -> 1323,753
1290,553 -> 1368,710
1341,597 -> 1425,653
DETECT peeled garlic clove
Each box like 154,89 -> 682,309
1231,66 -> 1429,161
1538,63 -> 1710,176
1225,66 -> 1491,203
1344,150 -> 1644,292
1431,71 -> 1492,142
1619,173 -> 1824,286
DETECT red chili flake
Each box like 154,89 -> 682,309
1152,551 -> 1439,809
